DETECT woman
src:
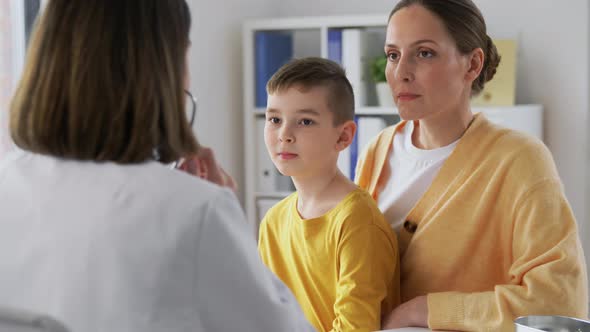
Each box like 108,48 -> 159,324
0,1 -> 311,331
355,0 -> 588,330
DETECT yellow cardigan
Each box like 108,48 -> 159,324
355,113 -> 588,331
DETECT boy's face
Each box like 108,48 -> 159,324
264,85 -> 353,179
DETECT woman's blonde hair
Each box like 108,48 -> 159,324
10,0 -> 198,164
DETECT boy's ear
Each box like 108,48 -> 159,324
335,120 -> 357,152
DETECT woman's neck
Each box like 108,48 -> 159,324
412,105 -> 474,150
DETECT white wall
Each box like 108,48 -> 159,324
0,1 -> 15,158
186,0 -> 278,202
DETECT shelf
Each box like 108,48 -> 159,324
243,14 -> 388,31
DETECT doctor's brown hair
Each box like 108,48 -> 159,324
389,0 -> 501,96
9,0 -> 198,163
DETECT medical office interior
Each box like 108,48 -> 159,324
0,0 -> 589,324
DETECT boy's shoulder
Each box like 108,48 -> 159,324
330,188 -> 388,228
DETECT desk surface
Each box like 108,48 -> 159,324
377,328 -> 432,332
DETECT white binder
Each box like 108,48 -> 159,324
255,118 -> 276,192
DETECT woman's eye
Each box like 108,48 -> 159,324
387,52 -> 399,61
418,50 -> 434,58
300,119 -> 314,126
268,117 -> 280,124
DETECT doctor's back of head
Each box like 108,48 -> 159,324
10,0 -> 198,164
0,1 -> 313,331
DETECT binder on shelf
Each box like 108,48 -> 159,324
255,118 -> 296,193
256,118 -> 276,192
471,39 -> 517,106
342,29 -> 367,107
331,29 -> 388,179
349,117 -> 359,180
255,31 -> 293,107
327,29 -> 342,64
328,28 -> 367,106
340,29 -> 385,108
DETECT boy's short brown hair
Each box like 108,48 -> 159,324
266,57 -> 354,125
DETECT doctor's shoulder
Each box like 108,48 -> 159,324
138,161 -> 243,219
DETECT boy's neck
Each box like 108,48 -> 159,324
292,167 -> 357,220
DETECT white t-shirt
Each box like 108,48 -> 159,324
378,121 -> 458,232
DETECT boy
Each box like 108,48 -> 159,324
258,57 -> 400,332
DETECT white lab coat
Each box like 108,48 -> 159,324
0,151 -> 313,332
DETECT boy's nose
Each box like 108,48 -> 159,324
279,128 -> 295,143
279,135 -> 294,143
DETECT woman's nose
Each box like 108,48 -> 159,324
393,55 -> 415,83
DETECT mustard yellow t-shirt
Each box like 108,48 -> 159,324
258,188 -> 400,332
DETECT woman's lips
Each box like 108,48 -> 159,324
278,152 -> 298,160
397,93 -> 421,102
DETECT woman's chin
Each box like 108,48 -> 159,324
397,109 -> 420,122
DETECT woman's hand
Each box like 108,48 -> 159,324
382,295 -> 429,329
178,147 -> 237,192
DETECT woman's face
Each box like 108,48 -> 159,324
385,5 -> 474,121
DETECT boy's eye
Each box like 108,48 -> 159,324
268,117 -> 280,124
300,119 -> 314,126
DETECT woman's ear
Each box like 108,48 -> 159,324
335,120 -> 357,152
465,47 -> 484,83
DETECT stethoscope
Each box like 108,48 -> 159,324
185,89 -> 197,128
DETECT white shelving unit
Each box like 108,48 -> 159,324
242,15 -> 543,234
